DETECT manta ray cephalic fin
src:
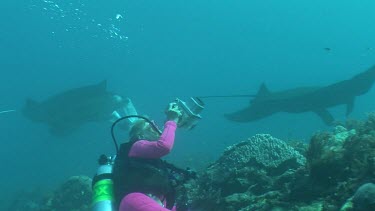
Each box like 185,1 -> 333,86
314,109 -> 334,125
346,98 -> 355,116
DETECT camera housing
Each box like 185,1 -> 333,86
175,97 -> 204,130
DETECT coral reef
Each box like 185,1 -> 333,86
294,113 -> 375,209
178,113 -> 375,210
352,183 -> 375,211
178,134 -> 307,211
9,112 -> 375,211
41,175 -> 93,211
8,175 -> 92,211
7,188 -> 47,211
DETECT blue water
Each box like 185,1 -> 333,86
1,0 -> 375,208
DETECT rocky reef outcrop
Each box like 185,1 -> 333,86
177,113 -> 375,211
350,183 -> 375,211
8,175 -> 92,211
9,113 -> 375,211
41,175 -> 93,211
176,134 -> 307,211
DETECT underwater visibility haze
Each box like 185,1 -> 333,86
1,0 -> 375,210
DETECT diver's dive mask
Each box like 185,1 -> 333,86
137,121 -> 161,141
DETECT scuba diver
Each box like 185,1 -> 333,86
113,102 -> 185,211
92,98 -> 203,211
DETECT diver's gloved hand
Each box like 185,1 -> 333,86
165,102 -> 182,123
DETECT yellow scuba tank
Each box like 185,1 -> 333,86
92,154 -> 116,211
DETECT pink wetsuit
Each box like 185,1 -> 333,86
119,121 -> 177,211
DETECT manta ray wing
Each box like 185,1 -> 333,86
225,64 -> 375,125
22,80 -> 123,136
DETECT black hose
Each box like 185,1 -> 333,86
111,115 -> 162,154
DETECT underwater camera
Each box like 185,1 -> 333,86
174,97 -> 204,130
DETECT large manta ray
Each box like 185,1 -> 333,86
22,80 -> 128,136
225,64 -> 375,125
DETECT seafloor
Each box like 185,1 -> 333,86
9,113 -> 375,211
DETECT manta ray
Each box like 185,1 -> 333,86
225,64 -> 375,125
22,80 -> 129,136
